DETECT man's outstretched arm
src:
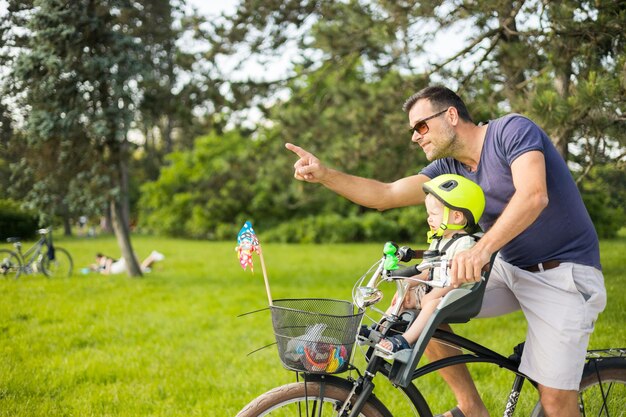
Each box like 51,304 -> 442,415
285,143 -> 429,210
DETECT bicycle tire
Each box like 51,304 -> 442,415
530,357 -> 626,417
42,247 -> 73,278
0,249 -> 22,279
236,376 -> 393,417
385,380 -> 433,417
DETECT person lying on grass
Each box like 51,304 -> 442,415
91,250 -> 165,275
376,174 -> 485,356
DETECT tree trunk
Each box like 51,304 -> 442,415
497,3 -> 526,105
102,204 -> 113,234
163,115 -> 173,154
552,70 -> 572,160
551,131 -> 570,160
63,216 -> 72,236
119,141 -> 131,229
109,138 -> 141,277
110,198 -> 142,277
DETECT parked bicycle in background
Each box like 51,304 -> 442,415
0,228 -> 73,279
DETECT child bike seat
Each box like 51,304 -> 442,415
387,252 -> 498,388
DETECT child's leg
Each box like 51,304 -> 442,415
377,287 -> 454,352
401,286 -> 456,344
398,297 -> 440,345
377,297 -> 439,352
403,288 -> 418,309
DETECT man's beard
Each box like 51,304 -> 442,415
427,123 -> 459,161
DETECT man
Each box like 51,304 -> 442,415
285,86 -> 606,417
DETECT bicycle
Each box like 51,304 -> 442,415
0,228 -> 73,279
237,243 -> 626,416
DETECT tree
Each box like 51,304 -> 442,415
1,0 -> 175,276
132,1 -> 208,177
0,100 -> 15,193
206,0 -> 626,175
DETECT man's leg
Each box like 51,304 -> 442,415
513,264 -> 606,395
424,324 -> 489,417
538,385 -> 579,417
511,263 -> 606,417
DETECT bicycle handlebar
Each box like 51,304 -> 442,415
389,259 -> 445,277
389,264 -> 421,278
387,260 -> 450,288
396,246 -> 421,262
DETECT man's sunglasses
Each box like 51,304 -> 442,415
409,108 -> 448,135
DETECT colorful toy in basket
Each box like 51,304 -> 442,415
284,323 -> 326,362
284,323 -> 349,373
304,341 -> 348,373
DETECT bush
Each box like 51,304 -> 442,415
263,207 -> 429,245
578,165 -> 626,239
0,199 -> 38,240
262,215 -> 358,243
581,190 -> 624,239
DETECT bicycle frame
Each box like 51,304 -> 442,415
412,331 -> 533,417
345,328 -> 535,417
11,229 -> 52,273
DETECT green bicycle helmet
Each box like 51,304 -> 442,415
423,174 -> 485,241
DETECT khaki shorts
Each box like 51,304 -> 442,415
476,255 -> 606,390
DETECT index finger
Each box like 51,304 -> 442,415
285,142 -> 309,158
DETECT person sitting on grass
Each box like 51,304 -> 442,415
376,174 -> 485,356
92,251 -> 165,275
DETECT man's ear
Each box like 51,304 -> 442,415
447,106 -> 460,126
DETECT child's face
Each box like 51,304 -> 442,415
425,194 -> 445,232
425,194 -> 465,236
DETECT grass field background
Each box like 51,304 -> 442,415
1,233 -> 624,416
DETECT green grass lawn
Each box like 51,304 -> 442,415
1,234 -> 624,416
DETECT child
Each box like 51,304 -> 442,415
376,174 -> 485,356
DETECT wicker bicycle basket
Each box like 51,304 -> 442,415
270,298 -> 364,374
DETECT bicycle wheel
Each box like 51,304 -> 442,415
41,247 -> 73,278
0,249 -> 21,279
531,357 -> 626,417
236,377 -> 392,417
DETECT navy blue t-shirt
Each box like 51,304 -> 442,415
420,114 -> 601,269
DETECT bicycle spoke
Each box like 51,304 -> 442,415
598,381 -> 611,417
579,378 -> 625,417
